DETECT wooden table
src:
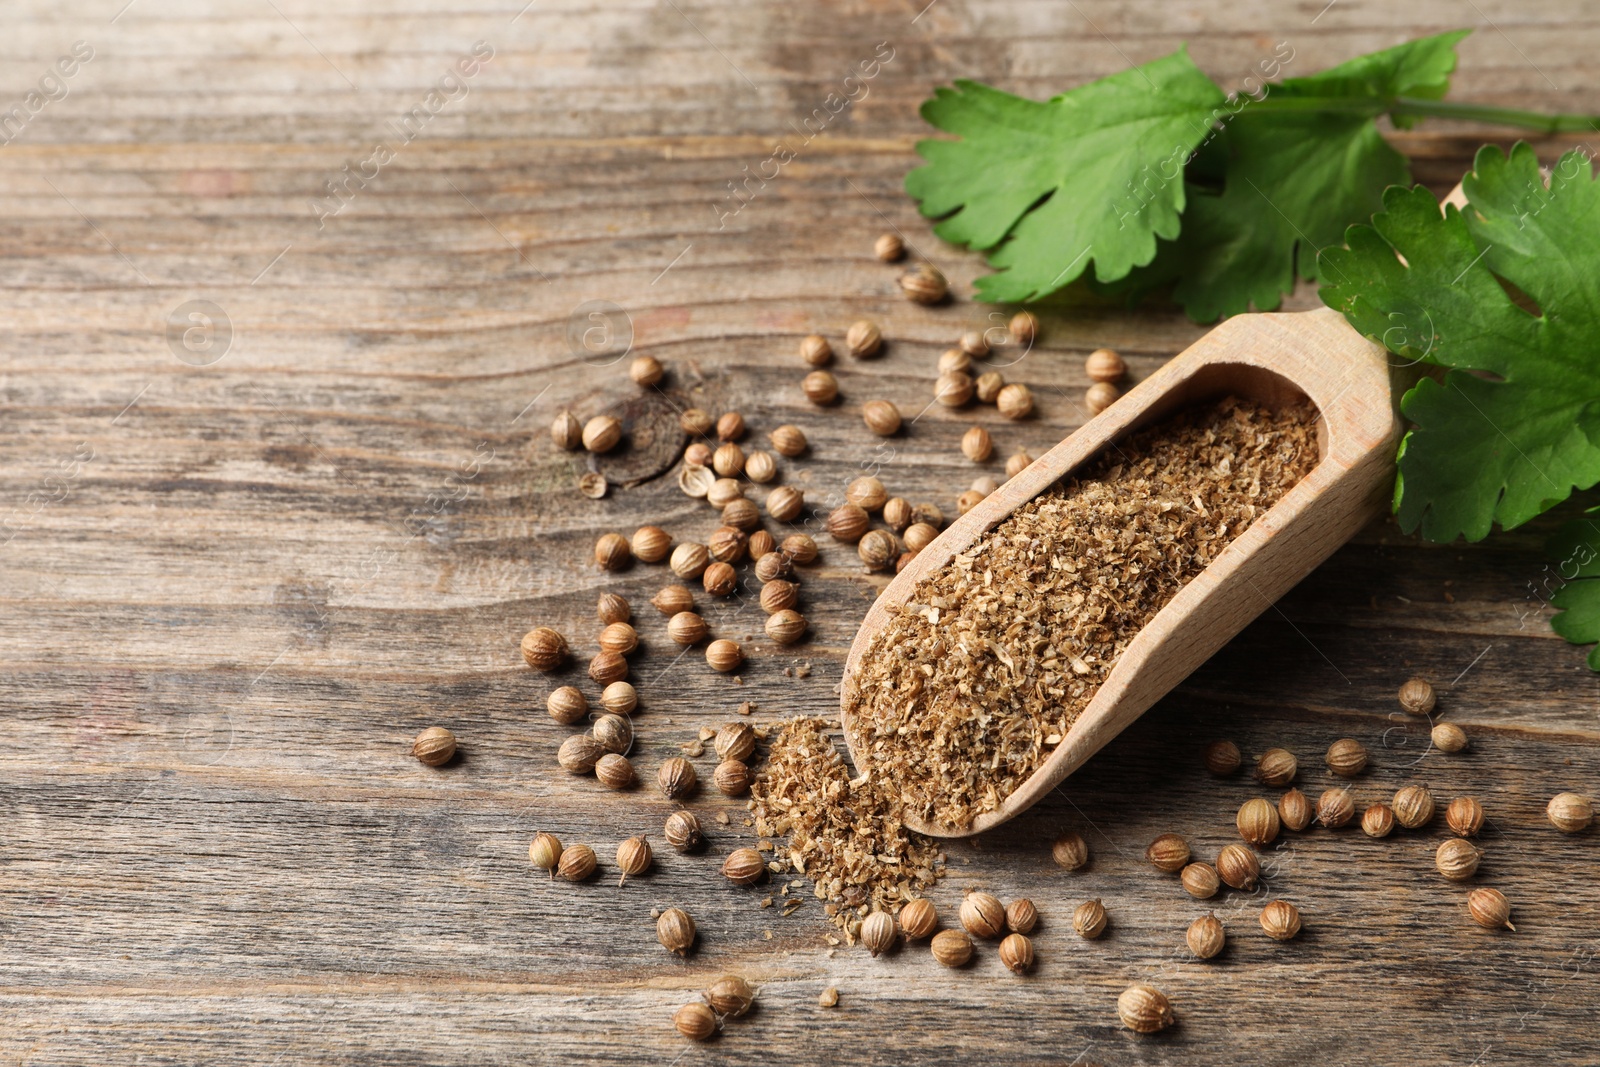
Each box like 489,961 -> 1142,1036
5,2 -> 1598,1063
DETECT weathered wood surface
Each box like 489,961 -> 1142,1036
2,2 -> 1599,1064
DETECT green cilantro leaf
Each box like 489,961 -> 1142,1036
1320,142 -> 1600,543
905,50 -> 1225,302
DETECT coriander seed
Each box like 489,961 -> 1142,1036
1145,833 -> 1190,873
995,382 -> 1033,420
1317,787 -> 1355,829
1398,676 -> 1436,715
1117,985 -> 1173,1034
595,753 -> 635,790
748,530 -> 776,559
882,497 -> 913,531
708,526 -> 748,565
1008,310 -> 1039,345
1278,788 -> 1313,832
781,533 -> 818,563
412,726 -> 456,767
705,639 -> 743,672
547,686 -> 588,724
956,489 -> 984,515
863,399 -> 902,436
903,522 -> 939,552
1203,739 -> 1242,776
1255,748 -> 1297,786
910,502 -> 944,527
861,910 -> 897,957
558,734 -> 605,774
1436,838 -> 1482,881
664,811 -> 704,853
959,891 -> 1006,939
1326,738 -> 1368,777
597,592 -> 632,625
931,929 -> 973,967
1548,792 -> 1593,832
702,561 -> 737,597
745,450 -> 778,483
714,758 -> 751,796
1181,862 -> 1220,900
799,334 -> 832,367
899,898 -> 938,939
935,371 -> 975,407
520,627 -> 568,671
589,650 -> 628,686
616,835 -> 652,884
1084,382 -> 1119,415
1237,797 -> 1280,847
762,485 -> 803,524
679,465 -> 714,498
1005,451 -> 1032,479
1216,843 -> 1259,890
1187,914 -> 1225,960
1393,784 -> 1435,829
551,410 -> 582,450
673,1003 -> 716,1042
961,425 -> 993,462
802,369 -> 839,405
1085,348 -> 1125,383
1447,796 -> 1485,837
722,498 -> 760,532
769,424 -> 807,457
1260,899 -> 1301,941
707,478 -> 745,509
1004,899 -> 1038,935
705,974 -> 756,1017
600,681 -> 637,716
938,348 -> 973,375
974,370 -> 1005,404
998,932 -> 1034,974
658,907 -> 696,955
592,713 -> 633,755
759,580 -> 798,615
598,621 -> 638,655
582,415 -> 622,454
1051,831 -> 1089,870
827,503 -> 870,543
765,609 -> 807,645
1432,722 -> 1469,753
669,542 -> 710,580
857,530 -> 898,571
874,233 -> 904,262
899,264 -> 948,305
594,532 -> 631,571
528,832 -> 562,875
557,843 -> 597,882
630,355 -> 664,386
715,721 -> 756,761
753,551 -> 793,583
680,408 -> 714,436
722,847 -> 764,885
1072,898 -> 1107,939
578,472 -> 608,499
846,319 -> 883,358
658,757 -> 697,799
958,330 -> 990,357
847,475 -> 888,512
667,611 -> 708,647
711,441 -> 745,478
685,441 -> 713,468
1468,887 -> 1515,930
1362,803 -> 1395,838
716,411 -> 746,442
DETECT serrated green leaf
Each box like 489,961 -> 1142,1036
1320,142 -> 1600,542
905,50 -> 1226,302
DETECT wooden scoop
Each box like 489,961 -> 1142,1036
839,305 -> 1402,838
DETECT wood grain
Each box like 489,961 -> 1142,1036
3,2 -> 1599,1064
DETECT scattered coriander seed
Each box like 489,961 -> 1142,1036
679,465 -> 714,498
715,722 -> 756,762
707,526 -> 748,565
857,530 -> 898,571
895,552 -> 916,573
598,621 -> 639,655
910,502 -> 945,528
1237,797 -> 1281,847
1216,843 -> 1260,890
551,410 -> 582,450
1084,381 -> 1119,415
899,264 -> 948,305
669,542 -> 710,580
1008,310 -> 1039,345
1432,722 -> 1469,753
970,474 -> 1000,497
956,489 -> 984,515
1052,832 -> 1089,870
1260,900 -> 1301,940
1278,788 -> 1313,832
903,522 -> 939,552
680,408 -> 714,436
899,898 -> 938,939
799,334 -> 833,367
1326,738 -> 1368,777
520,627 -> 568,671
962,425 -> 993,462
769,424 -> 808,457
827,503 -> 870,542
578,472 -> 609,499
1145,833 -> 1190,873
597,592 -> 632,625
1255,748 -> 1297,786
664,811 -> 704,853
705,974 -> 756,1017
557,843 -> 597,882
847,476 -> 889,512
754,552 -> 793,582
1362,803 -> 1395,838
1072,899 -> 1107,939
412,726 -> 456,767
1436,838 -> 1483,881
558,734 -> 605,774
861,910 -> 898,957
882,497 -> 913,531
931,929 -> 973,967
846,319 -> 883,358
1117,985 -> 1173,1034
707,478 -> 745,509
1004,451 -> 1032,479
1446,796 -> 1485,837
1317,787 -> 1355,829
722,498 -> 761,532
706,639 -> 743,672
616,836 -> 652,885
748,530 -> 776,559
714,758 -> 751,796
598,681 -> 637,717
818,987 -> 839,1008
528,832 -> 562,875
658,757 -> 698,799
745,450 -> 778,483
960,892 -> 1006,939
874,232 -> 905,262
781,533 -> 818,563
722,847 -> 765,885
629,355 -> 664,386
715,412 -> 746,442
959,330 -> 990,357
1399,676 -> 1436,715
673,1003 -> 716,1042
658,907 -> 696,955
1468,887 -> 1515,931
1181,862 -> 1220,900
592,713 -> 633,755
595,753 -> 635,790
802,369 -> 839,405
757,581 -> 797,617
667,611 -> 709,647
1547,792 -> 1593,833
1203,740 -> 1242,776
939,348 -> 974,375
594,532 -> 631,572
863,399 -> 902,436
702,561 -> 737,597
998,932 -> 1034,974
712,441 -> 746,478
995,383 -> 1034,420
1187,913 -> 1225,960
1005,899 -> 1038,935
686,441 -> 715,468
1085,348 -> 1126,383
589,650 -> 628,685
547,686 -> 588,725
765,609 -> 807,645
582,415 -> 622,454
1393,784 -> 1436,829
935,371 -> 975,407
974,371 -> 1005,404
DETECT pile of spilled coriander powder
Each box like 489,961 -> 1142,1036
845,396 -> 1321,832
749,716 -> 945,938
